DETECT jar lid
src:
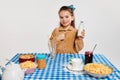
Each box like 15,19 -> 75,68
36,54 -> 46,60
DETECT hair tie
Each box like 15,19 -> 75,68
68,5 -> 75,11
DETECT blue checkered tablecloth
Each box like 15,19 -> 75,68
5,53 -> 120,80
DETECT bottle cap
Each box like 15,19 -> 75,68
36,54 -> 46,60
81,21 -> 84,23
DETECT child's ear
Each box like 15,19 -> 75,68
72,16 -> 75,21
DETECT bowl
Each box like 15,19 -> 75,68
25,67 -> 37,74
84,63 -> 113,78
20,61 -> 37,74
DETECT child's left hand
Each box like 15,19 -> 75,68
78,29 -> 85,39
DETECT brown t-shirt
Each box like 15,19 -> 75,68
50,26 -> 84,53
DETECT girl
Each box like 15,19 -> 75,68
49,5 -> 85,54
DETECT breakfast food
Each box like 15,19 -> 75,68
37,59 -> 46,69
20,61 -> 37,74
84,63 -> 112,75
20,61 -> 37,69
36,54 -> 46,69
20,54 -> 34,59
19,54 -> 35,63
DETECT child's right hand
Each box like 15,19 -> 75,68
57,33 -> 65,41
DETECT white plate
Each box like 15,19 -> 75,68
66,63 -> 84,72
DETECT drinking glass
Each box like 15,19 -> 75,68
48,39 -> 56,58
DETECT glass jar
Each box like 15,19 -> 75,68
85,51 -> 93,64
36,54 -> 46,69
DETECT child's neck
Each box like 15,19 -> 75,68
63,25 -> 71,30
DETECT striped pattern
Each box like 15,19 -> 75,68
6,53 -> 120,80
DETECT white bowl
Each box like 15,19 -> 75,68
84,63 -> 113,78
85,69 -> 113,78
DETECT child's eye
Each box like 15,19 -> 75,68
65,16 -> 69,18
60,16 -> 63,19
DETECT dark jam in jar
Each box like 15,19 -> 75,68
85,51 -> 93,64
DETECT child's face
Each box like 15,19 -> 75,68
59,10 -> 74,27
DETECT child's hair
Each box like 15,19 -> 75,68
58,6 -> 75,28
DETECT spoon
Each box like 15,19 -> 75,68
92,44 -> 97,53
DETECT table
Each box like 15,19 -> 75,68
4,53 -> 120,80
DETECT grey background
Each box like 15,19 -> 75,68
0,0 -> 120,70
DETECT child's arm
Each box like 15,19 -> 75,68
49,28 -> 58,40
75,29 -> 85,52
75,38 -> 84,53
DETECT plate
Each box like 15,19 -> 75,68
66,63 -> 84,72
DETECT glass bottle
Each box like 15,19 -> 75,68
77,21 -> 85,37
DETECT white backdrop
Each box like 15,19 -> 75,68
0,0 -> 120,69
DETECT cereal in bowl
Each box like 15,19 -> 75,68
20,61 -> 37,69
84,63 -> 112,75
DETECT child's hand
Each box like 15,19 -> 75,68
57,33 -> 65,41
78,29 -> 85,39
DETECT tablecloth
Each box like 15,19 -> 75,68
5,53 -> 120,80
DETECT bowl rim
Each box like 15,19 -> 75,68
83,63 -> 113,78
